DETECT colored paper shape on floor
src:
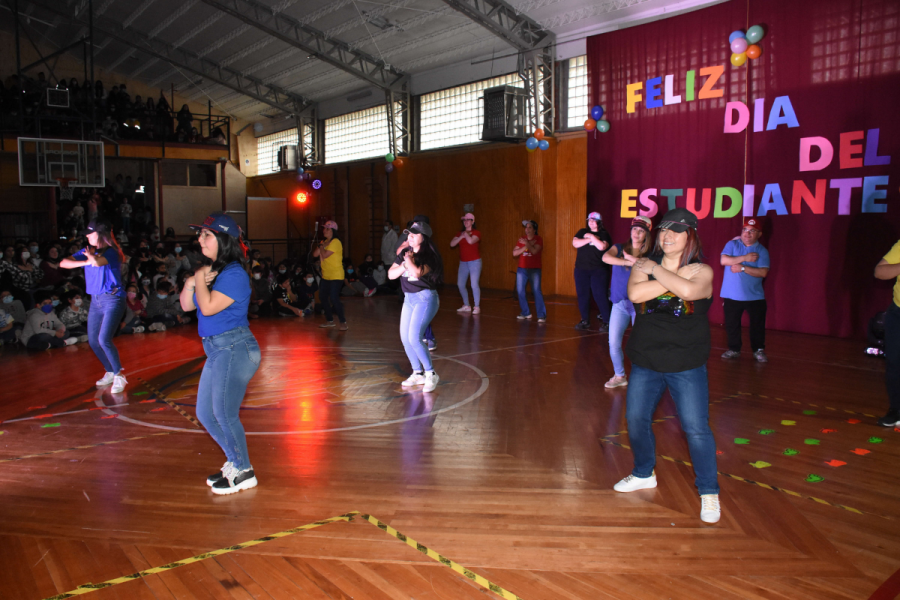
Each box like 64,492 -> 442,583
100,414 -> 119,419
34,414 -> 54,419
133,392 -> 148,396
805,474 -> 825,483
28,405 -> 46,410
820,428 -> 837,434
716,450 -> 724,455
734,438 -> 750,444
804,439 -> 820,445
868,437 -> 883,444
0,431 -> 5,435
851,448 -> 871,455
139,399 -> 156,404
759,429 -> 775,435
802,410 -> 817,415
825,460 -> 846,467
150,407 -> 166,412
40,423 -> 61,428
783,448 -> 799,456
847,419 -> 860,424
750,461 -> 771,468
781,420 -> 796,426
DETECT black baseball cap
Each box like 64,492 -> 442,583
657,208 -> 698,233
404,221 -> 433,237
80,218 -> 113,236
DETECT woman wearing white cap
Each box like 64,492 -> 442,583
450,212 -> 481,314
313,221 -> 348,331
389,221 -> 443,392
572,211 -> 612,332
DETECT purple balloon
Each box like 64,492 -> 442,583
385,163 -> 394,173
731,38 -> 748,54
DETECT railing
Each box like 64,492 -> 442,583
248,237 -> 319,267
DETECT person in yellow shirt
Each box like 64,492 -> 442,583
874,241 -> 900,426
313,221 -> 348,331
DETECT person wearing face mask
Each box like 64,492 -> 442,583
27,241 -> 41,267
150,227 -> 161,243
0,302 -> 18,345
168,243 -> 191,279
58,291 -> 90,337
60,219 -> 129,392
146,281 -> 189,326
120,284 -> 152,333
381,220 -> 398,267
295,271 -> 319,315
272,274 -> 305,317
152,262 -> 175,290
0,289 -> 26,325
248,265 -> 272,317
341,260 -> 375,297
21,292 -> 81,348
372,260 -> 387,286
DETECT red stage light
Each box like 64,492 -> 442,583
296,191 -> 309,204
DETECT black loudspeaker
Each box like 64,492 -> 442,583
278,145 -> 298,170
481,85 -> 527,142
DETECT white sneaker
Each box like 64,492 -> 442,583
133,326 -> 145,333
111,373 -> 128,394
64,337 -> 79,346
77,335 -> 89,343
148,322 -> 166,332
700,494 -> 721,523
423,371 -> 439,393
517,313 -> 532,320
401,372 -> 425,387
472,307 -> 481,314
457,305 -> 472,312
605,375 -> 628,388
614,472 -> 657,492
96,372 -> 116,387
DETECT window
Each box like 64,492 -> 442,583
257,128 -> 299,176
419,73 -> 522,151
324,105 -> 392,164
189,163 -> 217,187
566,55 -> 588,129
161,162 -> 187,186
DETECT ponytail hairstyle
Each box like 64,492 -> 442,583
653,227 -> 703,269
410,235 -> 443,287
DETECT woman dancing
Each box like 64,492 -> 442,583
389,221 -> 443,393
613,208 -> 720,524
60,219 -> 128,393
180,212 -> 260,495
450,212 -> 481,314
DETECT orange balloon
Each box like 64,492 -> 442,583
746,44 -> 762,59
534,128 -> 545,140
584,119 -> 597,131
393,157 -> 404,168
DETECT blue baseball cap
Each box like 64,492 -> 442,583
190,212 -> 242,238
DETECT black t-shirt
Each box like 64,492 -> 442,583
574,228 -> 612,270
625,255 -> 711,372
394,248 -> 438,294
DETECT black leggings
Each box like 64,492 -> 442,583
320,279 -> 346,323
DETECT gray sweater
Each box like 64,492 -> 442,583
21,307 -> 66,346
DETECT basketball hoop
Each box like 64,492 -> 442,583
56,178 -> 76,201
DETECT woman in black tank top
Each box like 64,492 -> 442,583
611,208 -> 721,524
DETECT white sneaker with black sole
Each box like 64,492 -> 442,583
211,466 -> 257,495
614,472 -> 657,492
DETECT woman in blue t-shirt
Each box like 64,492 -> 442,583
60,219 -> 128,393
179,212 -> 260,496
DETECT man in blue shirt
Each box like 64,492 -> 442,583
720,217 -> 771,362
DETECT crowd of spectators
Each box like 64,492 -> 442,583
1,72 -> 228,145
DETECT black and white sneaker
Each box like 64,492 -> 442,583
877,411 -> 900,427
211,466 -> 258,495
207,461 -> 233,487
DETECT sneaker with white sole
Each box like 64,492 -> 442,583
700,494 -> 721,523
96,372 -> 116,387
64,337 -> 79,346
401,372 -> 425,387
133,326 -> 145,333
148,322 -> 166,332
423,371 -> 439,393
207,461 -> 234,487
111,373 -> 128,393
614,472 -> 657,492
517,313 -> 532,320
211,466 -> 257,495
537,317 -> 546,323
457,305 -> 472,313
721,350 -> 740,359
753,349 -> 768,363
320,321 -> 335,328
605,375 -> 628,388
472,307 -> 481,314
77,335 -> 89,343
877,410 -> 900,427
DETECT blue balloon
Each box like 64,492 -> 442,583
538,139 -> 549,151
525,137 -> 539,150
728,30 -> 745,44
591,105 -> 603,120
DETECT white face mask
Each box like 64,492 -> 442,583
253,273 -> 261,280
306,277 -> 314,284
174,247 -> 182,253
74,299 -> 83,307
21,251 -> 30,259
384,226 -> 390,232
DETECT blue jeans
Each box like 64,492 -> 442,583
457,258 -> 482,307
197,326 -> 260,471
608,300 -> 635,377
320,278 -> 346,323
574,267 -> 611,323
516,268 -> 546,319
88,292 -> 126,374
400,290 -> 439,372
625,363 -> 719,495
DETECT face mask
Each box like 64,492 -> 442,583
29,246 -> 39,254
2,296 -> 12,304
52,299 -> 60,307
377,265 -> 384,271
384,226 -> 390,232
127,292 -> 137,300
74,299 -> 83,307
347,268 -> 354,274
41,304 -> 53,314
141,279 -> 150,286
157,294 -> 167,300
174,247 -> 182,253
253,273 -> 261,280
21,251 -> 30,260
306,278 -> 314,285
279,269 -> 286,274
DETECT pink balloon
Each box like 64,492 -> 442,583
731,38 -> 748,54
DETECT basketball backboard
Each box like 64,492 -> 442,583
17,137 -> 105,187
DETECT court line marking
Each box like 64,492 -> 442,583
598,438 -> 891,519
135,377 -> 201,428
0,432 -> 173,465
443,333 -> 603,359
734,391 -> 880,419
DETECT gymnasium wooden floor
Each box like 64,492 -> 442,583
1,289 -> 899,600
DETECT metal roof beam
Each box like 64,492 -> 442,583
198,0 -> 408,90
439,0 -> 553,52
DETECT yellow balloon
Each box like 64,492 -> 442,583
730,52 -> 747,67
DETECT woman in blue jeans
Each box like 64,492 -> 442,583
513,220 -> 546,322
601,216 -> 652,388
389,220 -> 443,393
60,219 -> 128,393
614,208 -> 721,524
180,212 -> 260,495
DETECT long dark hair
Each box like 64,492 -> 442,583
623,228 -> 652,259
209,230 -> 248,284
93,229 -> 126,263
652,228 -> 703,269
410,235 -> 443,287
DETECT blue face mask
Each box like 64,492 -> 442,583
157,294 -> 167,300
51,299 -> 60,307
41,304 -> 53,314
2,296 -> 12,304
347,268 -> 354,274
174,247 -> 182,253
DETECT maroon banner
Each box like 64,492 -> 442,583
587,0 -> 900,338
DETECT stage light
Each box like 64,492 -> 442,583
296,191 -> 309,204
312,179 -> 322,190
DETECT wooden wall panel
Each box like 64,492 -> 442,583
555,133 -> 588,297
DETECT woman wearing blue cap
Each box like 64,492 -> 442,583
180,212 -> 261,495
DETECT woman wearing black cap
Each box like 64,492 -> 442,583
389,221 -> 443,393
60,219 -> 129,393
612,208 -> 721,524
180,212 -> 261,495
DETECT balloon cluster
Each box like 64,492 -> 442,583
584,105 -> 610,133
384,153 -> 405,173
525,129 -> 550,152
729,25 -> 765,67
